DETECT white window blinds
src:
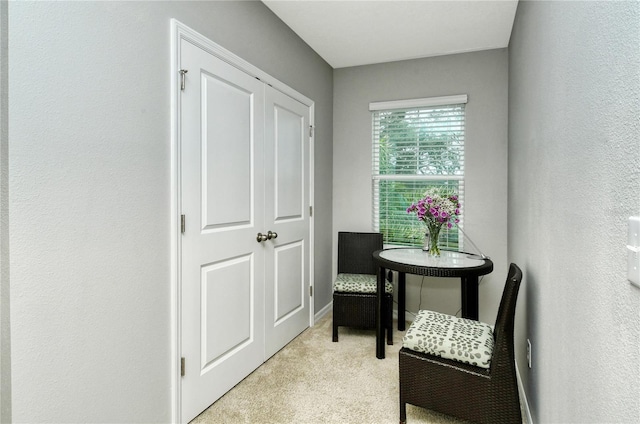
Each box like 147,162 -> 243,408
371,96 -> 466,247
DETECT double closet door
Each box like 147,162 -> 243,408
179,39 -> 311,423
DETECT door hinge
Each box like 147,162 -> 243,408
309,206 -> 313,217
309,286 -> 313,297
181,215 -> 186,233
179,69 -> 188,91
309,125 -> 314,138
181,357 -> 185,377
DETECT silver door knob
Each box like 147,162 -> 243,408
256,232 -> 268,242
267,231 -> 278,240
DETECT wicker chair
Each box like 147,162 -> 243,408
332,232 -> 393,345
399,263 -> 523,424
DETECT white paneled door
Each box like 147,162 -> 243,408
180,39 -> 266,423
264,87 -> 310,359
179,38 -> 310,423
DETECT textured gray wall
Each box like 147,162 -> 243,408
508,1 -> 640,422
333,50 -> 509,323
0,0 -> 10,422
8,1 -> 332,422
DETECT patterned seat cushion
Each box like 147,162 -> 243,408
333,273 -> 393,294
402,309 -> 494,369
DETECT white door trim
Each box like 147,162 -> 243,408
170,19 -> 315,423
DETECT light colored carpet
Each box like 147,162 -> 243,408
191,313 -> 468,424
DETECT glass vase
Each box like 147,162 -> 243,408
422,224 -> 442,257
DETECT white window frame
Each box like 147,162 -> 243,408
370,95 -> 467,248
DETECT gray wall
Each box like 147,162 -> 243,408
0,0 -> 10,422
508,1 -> 640,422
333,50 -> 509,324
8,1 -> 332,422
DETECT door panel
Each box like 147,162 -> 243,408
180,39 -> 265,423
201,255 -> 253,369
264,86 -> 310,359
273,241 -> 305,324
274,106 -> 304,219
201,73 -> 253,229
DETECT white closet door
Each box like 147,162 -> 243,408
180,39 -> 265,423
263,86 -> 310,359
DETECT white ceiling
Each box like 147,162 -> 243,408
262,0 -> 519,68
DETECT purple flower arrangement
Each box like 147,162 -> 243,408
406,188 -> 461,229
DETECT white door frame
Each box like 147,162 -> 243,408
170,19 -> 315,423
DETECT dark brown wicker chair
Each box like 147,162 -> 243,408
399,263 -> 523,424
332,232 -> 393,345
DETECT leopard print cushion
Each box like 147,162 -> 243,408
333,273 -> 393,294
402,309 -> 494,368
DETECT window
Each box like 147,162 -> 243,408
371,95 -> 466,248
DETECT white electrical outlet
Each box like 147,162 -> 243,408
526,339 -> 532,369
628,217 -> 640,288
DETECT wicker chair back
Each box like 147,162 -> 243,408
337,231 -> 382,275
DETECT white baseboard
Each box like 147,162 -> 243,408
314,301 -> 332,324
515,360 -> 534,424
